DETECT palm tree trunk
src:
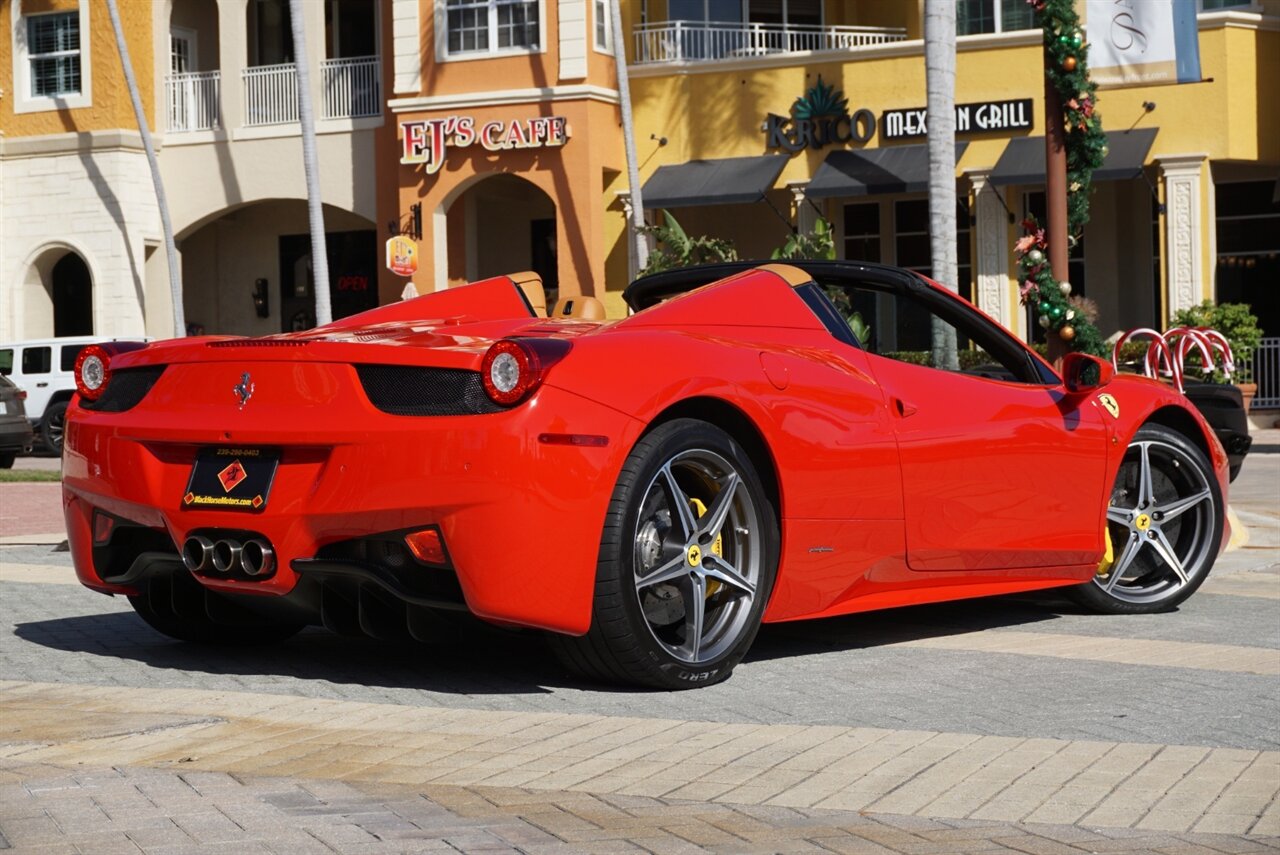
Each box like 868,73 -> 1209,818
924,0 -> 958,370
289,0 -> 332,326
104,0 -> 185,337
610,0 -> 650,278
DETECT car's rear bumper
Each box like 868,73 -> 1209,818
63,382 -> 642,635
0,418 -> 34,454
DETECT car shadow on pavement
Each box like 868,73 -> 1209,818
13,592 -> 1085,695
745,591 -> 1083,664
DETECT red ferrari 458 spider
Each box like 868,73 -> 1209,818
63,261 -> 1228,689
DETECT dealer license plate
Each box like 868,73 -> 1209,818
182,447 -> 280,512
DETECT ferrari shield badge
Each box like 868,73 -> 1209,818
1098,393 -> 1120,419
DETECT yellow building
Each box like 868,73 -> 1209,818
613,0 -> 1280,363
2,0 -> 387,341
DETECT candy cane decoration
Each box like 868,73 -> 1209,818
1113,325 -> 1236,394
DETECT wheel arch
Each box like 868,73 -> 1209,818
1142,404 -> 1213,463
646,396 -> 782,525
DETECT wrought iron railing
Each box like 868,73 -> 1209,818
243,62 -> 299,126
166,70 -> 220,132
321,55 -> 381,120
632,20 -> 908,64
1239,337 -> 1280,408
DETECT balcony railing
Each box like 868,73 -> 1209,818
633,21 -> 908,64
321,55 -> 381,119
243,62 -> 299,126
166,70 -> 220,132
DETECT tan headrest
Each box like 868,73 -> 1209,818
507,271 -> 546,317
552,295 -> 606,320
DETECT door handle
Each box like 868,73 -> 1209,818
892,397 -> 917,418
36,382 -> 48,388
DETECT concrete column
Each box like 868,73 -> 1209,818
617,190 -> 637,281
1160,153 -> 1210,319
967,169 -> 1016,336
216,0 -> 247,130
789,182 -> 816,235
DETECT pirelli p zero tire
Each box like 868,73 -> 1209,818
1070,424 -> 1224,615
128,572 -> 304,645
552,418 -> 779,690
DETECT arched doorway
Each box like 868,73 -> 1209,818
17,246 -> 95,339
446,175 -> 558,304
51,253 -> 94,336
178,200 -> 378,336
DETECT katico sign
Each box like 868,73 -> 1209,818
400,115 -> 570,175
764,78 -> 1034,150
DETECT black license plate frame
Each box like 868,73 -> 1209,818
182,447 -> 280,513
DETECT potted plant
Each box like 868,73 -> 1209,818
1171,301 -> 1263,411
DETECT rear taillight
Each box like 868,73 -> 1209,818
480,338 -> 571,406
73,342 -> 149,402
74,346 -> 110,401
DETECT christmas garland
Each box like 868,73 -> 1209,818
1015,0 -> 1109,356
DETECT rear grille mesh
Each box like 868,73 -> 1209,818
81,367 -> 166,413
355,365 -> 503,416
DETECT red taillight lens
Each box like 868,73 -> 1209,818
74,345 -> 111,401
480,338 -> 571,406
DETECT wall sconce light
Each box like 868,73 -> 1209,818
253,278 -> 270,318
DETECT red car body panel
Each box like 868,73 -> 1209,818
63,267 -> 1230,637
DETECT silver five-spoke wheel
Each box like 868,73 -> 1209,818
1076,424 -> 1222,613
551,418 -> 778,689
633,449 -> 762,665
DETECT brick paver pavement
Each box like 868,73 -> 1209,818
3,760 -> 1278,855
0,443 -> 1276,852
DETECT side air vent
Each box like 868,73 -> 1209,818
355,365 -> 504,416
80,367 -> 166,412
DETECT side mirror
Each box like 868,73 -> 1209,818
1062,352 -> 1115,393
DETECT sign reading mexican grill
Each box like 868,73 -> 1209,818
881,99 -> 1034,141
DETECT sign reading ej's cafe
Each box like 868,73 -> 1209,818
400,115 -> 570,174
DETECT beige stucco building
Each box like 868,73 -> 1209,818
2,0 -> 385,341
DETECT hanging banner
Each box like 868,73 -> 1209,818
1084,0 -> 1201,89
385,235 -> 419,277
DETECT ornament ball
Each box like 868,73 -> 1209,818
1070,30 -> 1084,47
1059,281 -> 1072,296
1039,315 -> 1052,329
1028,249 -> 1045,265
1101,144 -> 1109,157
1060,325 -> 1077,341
1062,56 -> 1077,72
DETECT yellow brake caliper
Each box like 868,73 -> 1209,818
689,497 -> 724,598
1096,527 -> 1115,579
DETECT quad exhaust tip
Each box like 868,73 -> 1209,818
241,539 -> 275,577
211,539 -> 242,574
183,535 -> 275,578
181,536 -> 214,573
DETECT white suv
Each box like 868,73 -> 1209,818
0,336 -> 148,454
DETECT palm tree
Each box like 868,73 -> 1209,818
924,0 -> 958,370
289,0 -> 332,326
610,0 -> 650,277
104,0 -> 185,337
